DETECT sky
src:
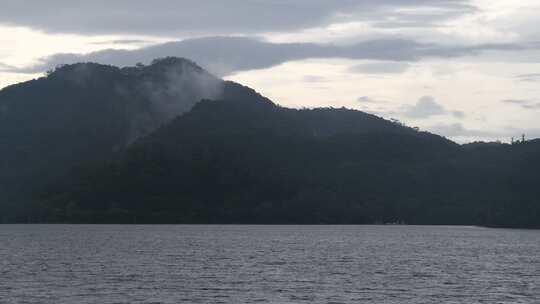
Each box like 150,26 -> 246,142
1,0 -> 540,143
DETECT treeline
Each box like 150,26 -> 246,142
1,59 -> 539,227
25,97 -> 540,227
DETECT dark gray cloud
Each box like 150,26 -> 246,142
357,96 -> 386,104
90,39 -> 152,45
0,62 -> 15,72
428,123 -> 496,138
349,62 -> 411,74
8,36 -> 529,77
502,99 -> 540,110
515,73 -> 540,82
428,122 -> 540,142
362,2 -> 476,30
303,76 -> 328,83
0,1 -> 475,36
502,99 -> 530,105
400,96 -> 465,119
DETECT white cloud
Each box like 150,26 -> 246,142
349,62 -> 411,74
426,122 -> 540,143
1,1 -> 540,143
399,96 -> 465,119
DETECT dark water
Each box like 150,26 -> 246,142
0,225 -> 539,303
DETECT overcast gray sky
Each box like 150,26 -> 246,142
1,0 -> 540,142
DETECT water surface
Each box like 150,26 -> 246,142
0,225 -> 539,303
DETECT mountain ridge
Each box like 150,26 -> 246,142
0,58 -> 223,201
1,58 -> 539,227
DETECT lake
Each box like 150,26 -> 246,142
0,225 -> 538,303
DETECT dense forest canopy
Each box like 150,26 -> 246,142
1,58 -> 539,227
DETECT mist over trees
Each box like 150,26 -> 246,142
0,58 -> 220,204
1,59 -> 539,227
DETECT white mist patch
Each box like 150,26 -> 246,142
124,60 -> 224,143
143,64 -> 223,121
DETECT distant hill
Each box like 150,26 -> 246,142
0,58 -> 230,220
0,58 -> 220,197
1,58 -> 539,227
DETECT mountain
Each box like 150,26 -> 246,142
33,89 -> 540,227
32,94 -> 457,224
2,58 -> 539,227
0,58 -> 225,217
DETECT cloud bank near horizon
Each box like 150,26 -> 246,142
6,36 -> 533,77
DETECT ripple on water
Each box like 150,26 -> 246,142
0,225 -> 539,304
